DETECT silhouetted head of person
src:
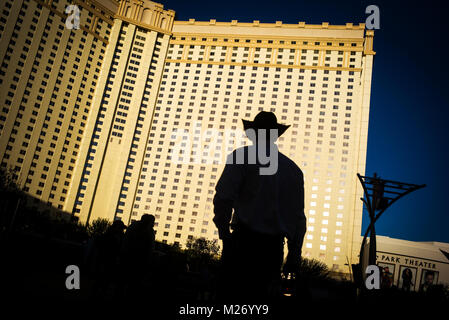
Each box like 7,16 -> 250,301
242,111 -> 290,145
141,214 -> 155,228
110,219 -> 127,233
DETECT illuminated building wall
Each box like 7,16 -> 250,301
65,0 -> 175,224
137,19 -> 375,272
0,0 -> 375,271
0,0 -> 117,210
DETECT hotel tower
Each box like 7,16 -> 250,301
0,0 -> 375,272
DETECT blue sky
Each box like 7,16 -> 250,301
161,0 -> 449,243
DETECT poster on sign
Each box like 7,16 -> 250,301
397,266 -> 417,291
419,269 -> 439,293
378,262 -> 395,289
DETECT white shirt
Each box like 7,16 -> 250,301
213,144 -> 306,255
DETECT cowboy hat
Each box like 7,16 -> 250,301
242,111 -> 290,137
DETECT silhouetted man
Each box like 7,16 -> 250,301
93,219 -> 127,297
213,111 -> 306,301
120,214 -> 156,299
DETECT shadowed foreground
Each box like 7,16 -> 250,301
1,229 -> 447,318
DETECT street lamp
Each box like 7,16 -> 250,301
356,173 -> 425,271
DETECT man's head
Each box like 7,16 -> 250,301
240,111 -> 290,175
111,219 -> 127,232
141,214 -> 155,228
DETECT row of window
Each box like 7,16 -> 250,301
171,36 -> 360,48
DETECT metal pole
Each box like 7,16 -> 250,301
359,181 -> 426,267
357,173 -> 425,289
357,173 -> 374,269
368,223 -> 376,266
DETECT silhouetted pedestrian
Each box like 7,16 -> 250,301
213,111 -> 307,301
92,219 -> 127,297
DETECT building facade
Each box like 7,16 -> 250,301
0,0 -> 375,271
0,0 -> 118,210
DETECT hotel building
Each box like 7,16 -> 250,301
0,0 -> 375,271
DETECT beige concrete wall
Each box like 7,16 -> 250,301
0,0 -> 116,211
0,0 -> 375,273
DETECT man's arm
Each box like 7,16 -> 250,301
285,170 -> 307,272
213,152 -> 244,240
213,197 -> 233,240
286,215 -> 306,262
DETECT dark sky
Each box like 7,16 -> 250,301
161,0 -> 449,243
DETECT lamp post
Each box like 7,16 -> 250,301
357,173 -> 425,269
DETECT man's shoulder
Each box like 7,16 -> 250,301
230,145 -> 251,153
226,145 -> 252,163
279,152 -> 303,176
125,222 -> 139,234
